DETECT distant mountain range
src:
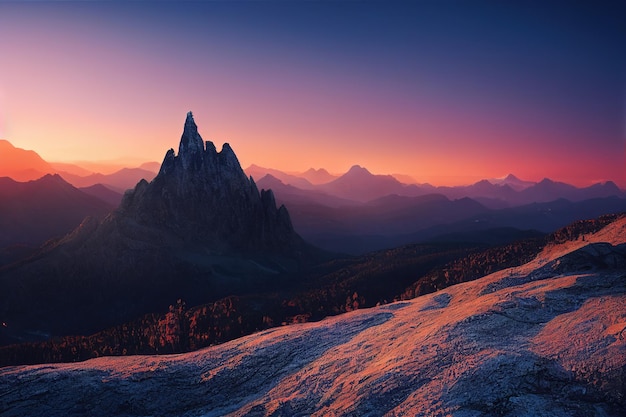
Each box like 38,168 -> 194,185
255,170 -> 626,253
247,163 -> 623,207
489,173 -> 536,190
2,138 -> 623,211
0,140 -> 158,194
2,137 -> 624,255
78,184 -> 124,207
57,167 -> 157,193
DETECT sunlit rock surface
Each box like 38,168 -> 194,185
2,218 -> 625,416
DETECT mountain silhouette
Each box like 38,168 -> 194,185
58,167 -> 157,193
0,140 -> 55,181
489,173 -> 535,190
78,184 -> 124,207
318,165 -> 420,202
0,174 -> 113,248
300,167 -> 337,184
245,164 -> 316,190
256,174 -> 358,207
514,178 -> 624,204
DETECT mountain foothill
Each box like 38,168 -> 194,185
0,113 -> 625,374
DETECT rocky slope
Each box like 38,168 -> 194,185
2,216 -> 624,416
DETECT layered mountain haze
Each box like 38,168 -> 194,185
238,162 -> 625,254
0,139 -> 158,193
0,139 -> 55,181
299,167 -> 338,185
49,162 -> 94,177
245,163 -> 624,207
516,178 -> 623,205
490,173 -> 536,191
317,164 -> 417,202
59,167 -> 158,193
0,174 -> 113,248
78,184 -> 124,207
257,171 -> 626,254
256,174 -> 357,207
245,164 -> 316,190
3,215 -> 625,416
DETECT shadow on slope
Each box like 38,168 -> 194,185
0,310 -> 394,417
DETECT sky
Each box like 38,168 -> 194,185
0,0 -> 624,187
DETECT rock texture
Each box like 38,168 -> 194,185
119,112 -> 296,252
2,216 -> 625,417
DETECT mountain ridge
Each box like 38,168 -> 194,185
0,174 -> 113,248
2,138 -> 622,205
0,139 -> 55,181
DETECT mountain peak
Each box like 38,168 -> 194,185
346,165 -> 371,175
220,142 -> 238,161
304,167 -> 330,175
300,167 -> 337,185
538,177 -> 554,185
178,111 -> 205,161
0,139 -> 16,149
489,173 -> 535,191
120,112 -> 302,253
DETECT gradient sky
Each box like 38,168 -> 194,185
0,1 -> 624,186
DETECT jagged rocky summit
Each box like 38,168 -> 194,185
120,112 -> 297,253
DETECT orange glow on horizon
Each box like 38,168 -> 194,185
1,2 -> 624,189
3,122 -> 625,189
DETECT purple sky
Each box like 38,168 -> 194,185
0,1 -> 624,186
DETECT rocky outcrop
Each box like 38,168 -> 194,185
119,112 -> 298,252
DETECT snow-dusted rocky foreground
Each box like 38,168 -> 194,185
2,218 -> 626,416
